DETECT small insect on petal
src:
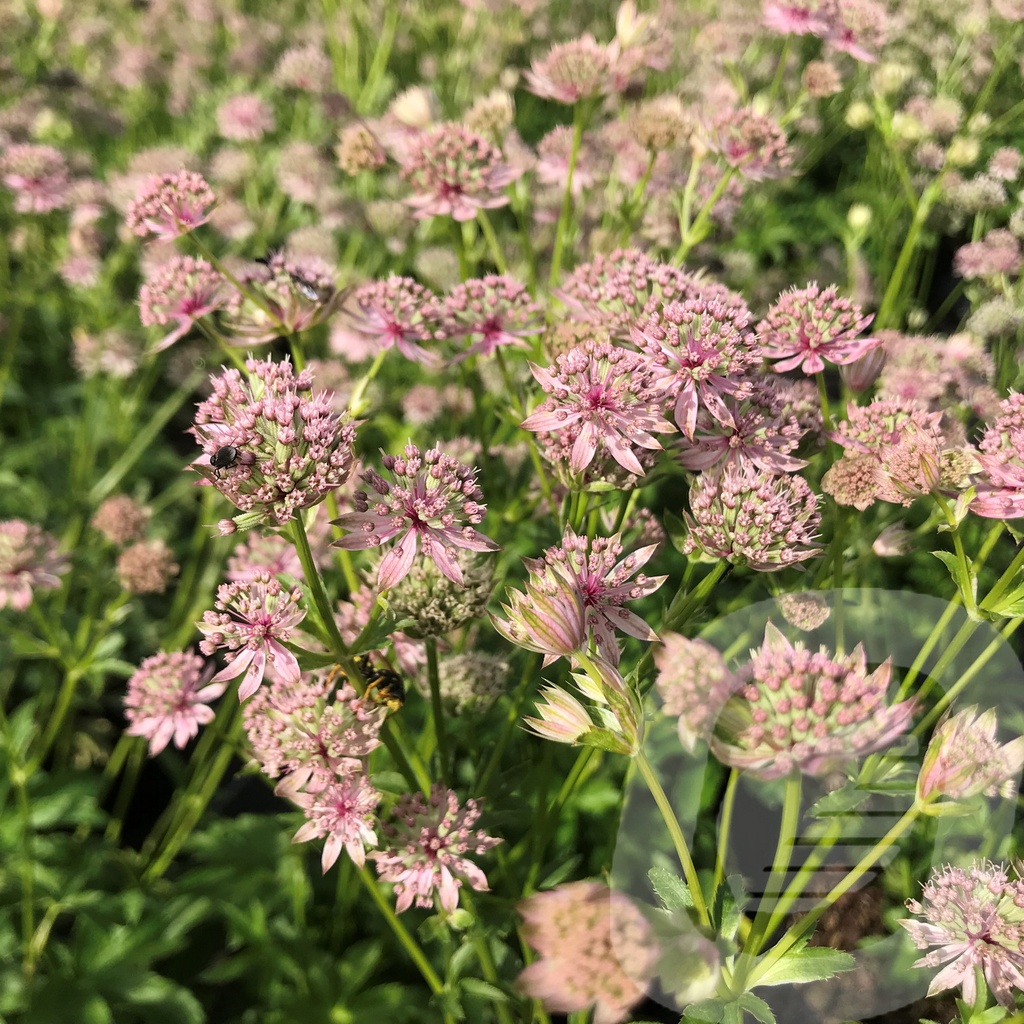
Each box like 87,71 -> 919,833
210,445 -> 239,478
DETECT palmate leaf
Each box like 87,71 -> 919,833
752,942 -> 855,987
649,864 -> 693,911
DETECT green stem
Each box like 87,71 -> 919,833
425,638 -> 450,785
713,769 -> 740,894
548,107 -> 587,288
875,184 -> 938,330
291,515 -> 347,658
673,165 -> 736,265
635,748 -> 711,927
476,209 -> 507,274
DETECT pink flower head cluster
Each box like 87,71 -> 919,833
442,275 -> 543,362
705,107 -> 793,181
190,356 -> 357,529
758,283 -> 878,375
0,143 -> 71,213
555,248 -> 747,343
972,392 -> 1024,518
125,169 -> 216,240
333,275 -> 442,366
655,634 -> 736,753
197,573 -> 306,700
528,528 -> 666,665
683,464 -> 822,571
954,228 -> 1022,281
524,35 -> 616,104
216,93 -> 275,142
242,665 -> 385,873
221,251 -> 340,345
332,442 -> 499,592
521,340 -> 676,478
372,784 -> 501,914
0,519 -> 69,611
676,378 -> 808,474
711,622 -> 915,779
138,255 -> 226,352
517,881 -> 658,1024
124,650 -> 226,756
901,860 -> 1024,1009
918,705 -> 1024,805
823,399 -> 946,510
400,123 -> 517,222
632,297 -> 759,439
763,0 -> 888,62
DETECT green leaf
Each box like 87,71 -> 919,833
738,993 -> 777,1023
459,978 -> 510,1004
753,945 -> 856,987
964,1006 -> 1008,1024
663,510 -> 690,555
683,997 -> 725,1022
649,865 -> 693,911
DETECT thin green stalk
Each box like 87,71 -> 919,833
476,209 -> 507,274
933,493 -> 979,616
548,107 -> 586,288
713,769 -> 740,894
875,185 -> 938,329
673,165 -> 736,265
357,0 -> 399,111
291,515 -> 347,658
357,866 -> 448,1002
425,638 -> 450,785
476,653 -> 541,799
636,748 -> 711,927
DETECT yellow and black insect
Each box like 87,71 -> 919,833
329,655 -> 406,713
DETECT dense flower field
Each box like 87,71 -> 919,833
2,0 -> 1024,1021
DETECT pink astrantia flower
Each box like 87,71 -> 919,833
492,561 -> 589,666
710,622 -> 915,779
521,341 -> 676,477
400,123 -> 518,222
517,881 -> 659,1024
138,255 -> 226,352
762,0 -> 831,36
291,772 -> 381,873
823,399 -> 946,510
758,283 -> 879,375
189,356 -> 358,529
243,666 -> 385,791
655,634 -> 736,754
216,93 -> 275,142
901,861 -> 1024,1009
331,443 -> 500,592
683,464 -> 822,571
826,0 -> 888,63
332,275 -> 442,366
124,650 -> 226,756
524,684 -> 597,746
954,228 -> 1023,281
125,170 -> 216,240
0,143 -> 70,213
675,379 -> 808,474
529,528 -> 666,665
372,785 -> 501,914
0,520 -> 69,611
220,251 -> 341,345
555,249 -> 747,343
524,35 -> 615,104
197,573 -> 306,701
704,107 -> 793,181
917,705 -> 1024,805
442,275 -> 543,362
631,298 -> 759,439
973,392 -> 1024,518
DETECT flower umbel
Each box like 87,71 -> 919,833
372,785 -> 501,914
0,520 -> 69,611
139,255 -> 225,352
197,573 -> 306,700
331,443 -> 499,592
291,772 -> 381,873
901,861 -> 1024,1009
125,169 -> 216,240
190,356 -> 357,529
710,622 -> 915,779
124,650 -> 226,756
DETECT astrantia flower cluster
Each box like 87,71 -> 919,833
125,169 -> 216,240
683,464 -> 822,570
757,283 -> 878,375
371,785 -> 501,913
705,107 -> 793,181
711,623 -> 915,779
138,255 -> 226,352
332,443 -> 499,592
655,634 -> 736,753
197,573 -> 306,700
901,861 -> 1024,1009
0,143 -> 71,213
521,341 -> 676,478
442,275 -> 543,362
0,520 -> 69,611
190,356 -> 357,529
124,650 -> 225,756
400,123 -> 517,222
972,391 -> 1024,518
517,881 -> 658,1024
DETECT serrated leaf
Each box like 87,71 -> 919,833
738,993 -> 777,1023
683,997 -> 725,1022
753,945 -> 856,987
649,865 -> 693,911
460,978 -> 509,1004
808,784 -> 869,818
931,550 -> 976,601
